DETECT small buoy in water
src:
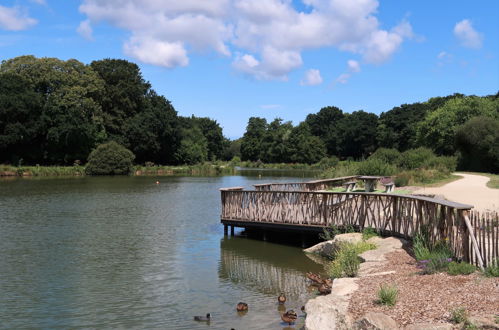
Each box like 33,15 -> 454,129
156,181 -> 160,184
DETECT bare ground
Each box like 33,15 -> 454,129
348,248 -> 499,328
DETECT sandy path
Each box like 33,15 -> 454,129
413,173 -> 499,211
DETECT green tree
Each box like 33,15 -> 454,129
305,106 -> 344,155
86,141 -> 135,175
287,123 -> 327,164
260,118 -> 292,163
0,55 -> 106,164
0,72 -> 44,164
240,117 -> 268,161
417,96 -> 499,155
455,116 -> 499,173
336,110 -> 378,159
175,126 -> 208,164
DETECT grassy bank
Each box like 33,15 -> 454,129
0,163 -> 237,177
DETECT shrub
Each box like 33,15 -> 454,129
315,156 -> 339,169
483,259 -> 499,277
413,226 -> 453,274
369,148 -> 401,164
398,147 -> 435,170
362,227 -> 378,241
447,262 -> 476,275
326,241 -> 376,278
394,172 -> 410,187
86,141 -> 135,175
377,284 -> 398,306
356,158 -> 397,176
450,307 -> 468,324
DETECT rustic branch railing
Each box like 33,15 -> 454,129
220,188 -> 499,267
253,176 -> 359,192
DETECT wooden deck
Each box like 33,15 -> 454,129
220,178 -> 499,267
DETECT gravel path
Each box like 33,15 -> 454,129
414,173 -> 499,212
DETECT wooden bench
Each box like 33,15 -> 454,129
380,177 -> 395,192
342,181 -> 356,192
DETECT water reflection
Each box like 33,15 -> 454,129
219,236 -> 323,300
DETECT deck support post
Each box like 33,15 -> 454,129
230,225 -> 235,236
224,224 -> 228,236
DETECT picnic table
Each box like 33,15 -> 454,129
358,176 -> 383,192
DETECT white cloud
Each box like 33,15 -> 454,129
30,0 -> 46,5
454,19 -> 483,49
301,69 -> 323,86
347,60 -> 361,72
124,37 -> 189,68
0,5 -> 37,31
336,73 -> 351,84
437,51 -> 448,59
79,0 -> 413,78
77,20 -> 93,41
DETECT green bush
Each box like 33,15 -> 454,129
369,148 -> 401,164
394,172 -> 410,187
326,241 -> 376,278
413,226 -> 454,274
356,158 -> 397,176
315,156 -> 340,169
483,259 -> 499,277
447,262 -> 476,275
362,227 -> 378,240
86,141 -> 135,175
398,147 -> 435,170
377,284 -> 398,306
450,307 -> 468,324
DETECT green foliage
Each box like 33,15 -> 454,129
368,148 -> 401,164
336,110 -> 379,159
315,156 -> 340,169
394,173 -> 410,187
240,117 -> 268,161
305,106 -> 345,156
446,262 -> 476,275
362,227 -> 378,240
483,259 -> 499,277
356,158 -> 397,176
456,116 -> 499,173
175,127 -> 209,165
398,147 -> 436,170
450,307 -> 469,324
319,161 -> 358,179
319,224 -> 356,241
326,241 -> 376,278
287,122 -> 327,164
85,141 -> 135,175
377,284 -> 398,306
413,226 -> 454,274
418,96 -> 499,155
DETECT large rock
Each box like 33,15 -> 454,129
304,233 -> 363,258
354,312 -> 398,330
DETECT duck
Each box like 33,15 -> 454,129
236,302 -> 248,312
306,272 -> 323,285
193,313 -> 211,322
318,283 -> 332,295
281,310 -> 298,325
277,293 -> 286,304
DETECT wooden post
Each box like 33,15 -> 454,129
230,225 -> 235,236
224,224 -> 228,236
463,211 -> 484,270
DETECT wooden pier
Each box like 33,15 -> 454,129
220,178 -> 499,267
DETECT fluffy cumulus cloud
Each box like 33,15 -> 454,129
301,69 -> 323,86
79,0 -> 413,80
77,20 -> 93,40
454,19 -> 483,49
0,5 -> 37,31
336,59 -> 361,84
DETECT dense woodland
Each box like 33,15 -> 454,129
0,55 -> 498,173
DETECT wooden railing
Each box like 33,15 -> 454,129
253,176 -> 359,191
220,188 -> 499,267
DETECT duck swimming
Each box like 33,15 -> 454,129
318,283 -> 332,295
281,310 -> 298,325
236,302 -> 248,312
193,313 -> 211,322
277,293 -> 286,304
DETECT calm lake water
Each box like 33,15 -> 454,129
0,174 -> 325,329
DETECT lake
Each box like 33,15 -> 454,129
0,174 -> 325,329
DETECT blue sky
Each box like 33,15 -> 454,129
0,0 -> 498,139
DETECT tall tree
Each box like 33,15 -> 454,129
240,117 -> 268,161
305,106 -> 344,156
260,118 -> 292,163
287,123 -> 327,164
0,55 -> 105,164
336,110 -> 378,159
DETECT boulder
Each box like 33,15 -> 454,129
304,233 -> 363,258
305,293 -> 352,330
354,312 -> 398,330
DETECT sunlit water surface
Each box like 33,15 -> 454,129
0,174 -> 324,329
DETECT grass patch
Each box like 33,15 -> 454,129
377,284 -> 398,306
483,259 -> 499,277
410,173 -> 461,187
326,241 -> 377,278
413,225 -> 453,274
362,227 -> 378,241
447,262 -> 476,275
450,307 -> 468,324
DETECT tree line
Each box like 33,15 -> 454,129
0,56 -> 226,166
239,93 -> 499,172
1,55 -> 498,173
